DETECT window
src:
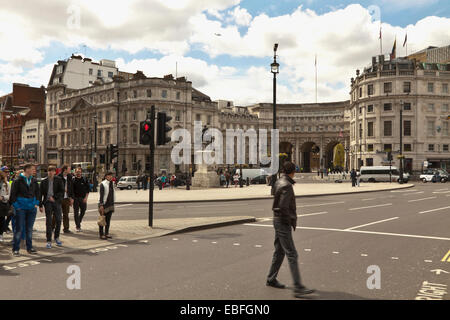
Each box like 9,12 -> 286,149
403,82 -> 411,93
384,144 -> 392,152
207,115 -> 212,126
176,92 -> 181,100
404,120 -> 411,136
442,104 -> 449,112
359,107 -> 362,114
97,70 -> 102,77
367,105 -> 374,113
105,130 -> 110,144
443,122 -> 449,136
132,128 -> 137,143
123,111 -> 127,121
61,118 -> 65,129
61,134 -> 65,146
175,110 -> 181,121
98,131 -> 102,144
133,90 -> 137,98
384,82 -> 392,93
428,144 -> 435,152
98,112 -> 102,124
444,144 -> 449,152
366,158 -> 374,166
427,120 -> 435,136
195,114 -> 201,122
428,83 -> 434,93
106,111 -> 111,123
367,122 -> 374,137
359,123 -> 362,137
133,110 -> 137,121
404,144 -> 412,152
384,121 -> 392,136
108,72 -> 113,78
359,87 -> 362,98
443,83 -> 449,94
384,103 -> 392,111
147,89 -> 152,98
368,84 -> 374,96
89,68 -> 93,76
81,131 -> 85,144
427,103 -> 435,112
122,129 -> 127,143
367,144 -> 374,152
67,133 -> 71,145
403,102 -> 411,111
124,91 -> 128,99
162,90 -> 168,98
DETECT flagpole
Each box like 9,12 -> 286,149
315,54 -> 318,104
380,24 -> 383,55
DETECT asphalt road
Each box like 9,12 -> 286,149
1,183 -> 449,300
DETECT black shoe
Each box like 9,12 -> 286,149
294,286 -> 315,297
64,229 -> 72,234
266,280 -> 286,289
105,235 -> 112,239
27,248 -> 38,255
12,251 -> 20,257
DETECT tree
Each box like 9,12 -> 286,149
333,144 -> 345,169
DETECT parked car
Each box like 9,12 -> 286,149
420,169 -> 448,183
117,176 -> 138,190
251,175 -> 269,185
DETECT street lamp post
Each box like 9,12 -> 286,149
270,43 -> 279,194
93,115 -> 98,192
399,100 -> 404,184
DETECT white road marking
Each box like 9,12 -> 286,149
425,260 -> 433,263
433,191 -> 450,194
362,198 -> 376,201
391,189 -> 418,193
255,245 -> 263,248
243,224 -> 450,241
298,212 -> 328,217
408,197 -> 437,203
349,203 -> 392,211
304,249 -> 312,252
403,192 -> 424,195
345,217 -> 399,231
391,257 -> 399,260
172,238 -> 179,241
435,188 -> 449,192
211,241 -> 218,244
419,206 -> 450,214
333,251 -> 340,254
192,240 -> 198,243
297,201 -> 344,208
361,254 -> 368,257
233,243 -> 240,246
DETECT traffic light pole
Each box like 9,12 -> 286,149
149,105 -> 155,228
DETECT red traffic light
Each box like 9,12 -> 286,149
144,123 -> 150,131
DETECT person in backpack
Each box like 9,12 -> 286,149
39,166 -> 65,248
9,163 -> 40,257
72,167 -> 90,232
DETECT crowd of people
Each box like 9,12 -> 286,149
0,163 -> 117,257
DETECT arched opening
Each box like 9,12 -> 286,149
279,142 -> 293,162
325,141 -> 343,171
301,142 -> 320,173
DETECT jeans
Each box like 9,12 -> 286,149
267,219 -> 302,288
53,198 -> 71,231
13,208 -> 37,252
73,197 -> 87,229
45,201 -> 62,242
99,211 -> 113,237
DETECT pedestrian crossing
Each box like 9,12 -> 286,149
441,250 -> 450,262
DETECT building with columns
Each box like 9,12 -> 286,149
349,54 -> 450,173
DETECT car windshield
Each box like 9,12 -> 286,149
119,177 -> 127,181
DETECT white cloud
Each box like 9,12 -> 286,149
0,63 -> 54,89
227,6 -> 252,26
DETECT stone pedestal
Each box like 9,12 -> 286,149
192,162 -> 220,188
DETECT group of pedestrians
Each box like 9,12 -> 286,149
219,170 -> 242,188
350,168 -> 361,187
0,163 -> 116,257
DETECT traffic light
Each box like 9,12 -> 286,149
100,154 -> 106,164
157,112 -> 172,146
109,144 -> 118,161
387,152 -> 393,161
140,119 -> 153,145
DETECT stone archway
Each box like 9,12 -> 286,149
280,142 -> 294,162
325,140 -> 343,171
301,142 -> 320,173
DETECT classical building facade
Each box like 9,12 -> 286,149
350,54 -> 450,173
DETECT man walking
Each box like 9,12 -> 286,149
72,167 -> 90,232
350,169 -> 357,187
39,166 -> 64,248
267,161 -> 314,298
58,165 -> 74,233
10,163 -> 40,256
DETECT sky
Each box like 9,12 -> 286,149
0,0 -> 449,105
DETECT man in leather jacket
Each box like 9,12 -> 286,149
266,161 -> 315,298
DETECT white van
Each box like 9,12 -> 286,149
235,168 -> 270,181
360,166 -> 409,183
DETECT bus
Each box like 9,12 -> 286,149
360,166 -> 409,183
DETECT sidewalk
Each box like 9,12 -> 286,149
0,216 -> 255,265
87,182 -> 415,204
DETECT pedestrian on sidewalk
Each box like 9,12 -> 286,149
233,173 -> 239,187
356,170 -> 361,187
350,169 -> 357,187
73,167 -> 90,232
266,161 -> 315,298
136,175 -> 142,190
220,173 -> 226,187
225,171 -> 231,188
10,163 -> 40,257
57,165 -> 74,234
39,166 -> 64,249
0,169 -> 11,242
98,172 -> 115,240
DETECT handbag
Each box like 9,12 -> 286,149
97,214 -> 106,227
0,201 -> 10,217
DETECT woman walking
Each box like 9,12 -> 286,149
98,172 -> 115,240
0,170 -> 11,242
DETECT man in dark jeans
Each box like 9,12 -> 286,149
39,166 -> 64,249
267,161 -> 315,298
98,172 -> 115,240
9,163 -> 40,257
58,165 -> 74,233
72,167 -> 90,232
